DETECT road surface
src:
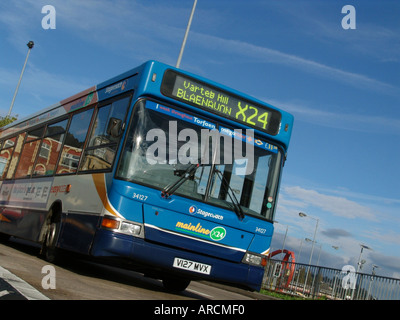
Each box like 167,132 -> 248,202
0,237 -> 269,301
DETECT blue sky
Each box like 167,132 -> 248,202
0,1 -> 399,278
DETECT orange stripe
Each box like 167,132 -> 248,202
92,174 -> 119,217
262,248 -> 270,256
0,214 -> 11,222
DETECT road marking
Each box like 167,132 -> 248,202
187,288 -> 214,299
0,266 -> 50,300
0,290 -> 11,297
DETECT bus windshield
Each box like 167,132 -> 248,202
117,99 -> 282,220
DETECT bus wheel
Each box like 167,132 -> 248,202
42,220 -> 61,264
162,277 -> 191,292
0,233 -> 10,242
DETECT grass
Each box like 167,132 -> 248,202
260,289 -> 309,300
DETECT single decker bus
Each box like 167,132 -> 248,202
0,61 -> 293,292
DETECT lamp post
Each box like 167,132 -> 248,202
356,244 -> 372,273
8,41 -> 34,118
367,264 -> 379,300
176,0 -> 197,68
299,212 -> 319,267
294,239 -> 303,294
304,239 -> 339,267
352,244 -> 372,299
274,221 -> 288,256
303,238 -> 339,297
299,212 -> 319,295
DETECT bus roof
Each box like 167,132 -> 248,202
1,60 -> 293,149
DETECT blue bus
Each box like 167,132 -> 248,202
0,61 -> 293,292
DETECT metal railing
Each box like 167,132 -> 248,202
262,259 -> 400,300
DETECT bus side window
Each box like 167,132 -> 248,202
56,108 -> 94,175
4,133 -> 25,180
0,147 -> 13,180
14,127 -> 44,179
34,119 -> 68,176
0,141 -> 6,179
79,95 -> 130,172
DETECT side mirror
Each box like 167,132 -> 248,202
107,118 -> 123,138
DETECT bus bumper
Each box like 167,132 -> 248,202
90,229 -> 264,291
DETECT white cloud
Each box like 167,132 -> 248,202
7,1 -> 397,95
363,228 -> 400,247
264,98 -> 400,135
0,65 -> 92,117
3,1 -> 398,97
268,1 -> 400,63
190,32 -> 399,96
283,185 -> 378,221
276,183 -> 400,277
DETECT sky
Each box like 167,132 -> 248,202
0,1 -> 399,278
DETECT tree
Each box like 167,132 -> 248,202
0,115 -> 18,128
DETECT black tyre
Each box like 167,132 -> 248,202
162,277 -> 191,292
41,217 -> 61,264
0,232 -> 10,242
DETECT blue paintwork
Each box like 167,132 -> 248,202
91,228 -> 265,291
0,60 -> 292,291
137,61 -> 293,150
109,179 -> 274,256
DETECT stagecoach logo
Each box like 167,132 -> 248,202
189,205 -> 197,215
188,205 -> 223,220
105,80 -> 127,95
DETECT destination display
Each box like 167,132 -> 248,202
161,70 -> 281,135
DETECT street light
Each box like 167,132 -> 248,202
356,244 -> 372,273
299,212 -> 319,295
305,239 -> 340,266
367,264 -> 379,300
352,244 -> 372,299
7,41 -> 34,117
274,221 -> 288,257
298,213 -> 319,266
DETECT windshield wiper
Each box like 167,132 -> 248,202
161,163 -> 200,199
214,169 -> 245,221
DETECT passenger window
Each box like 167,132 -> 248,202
56,108 -> 93,174
14,127 -> 44,178
34,119 -> 68,176
0,137 -> 16,179
5,133 -> 25,179
79,96 -> 130,172
87,104 -> 113,147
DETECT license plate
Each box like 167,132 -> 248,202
173,257 -> 211,275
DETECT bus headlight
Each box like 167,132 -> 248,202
120,221 -> 141,236
101,217 -> 142,237
242,252 -> 267,267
